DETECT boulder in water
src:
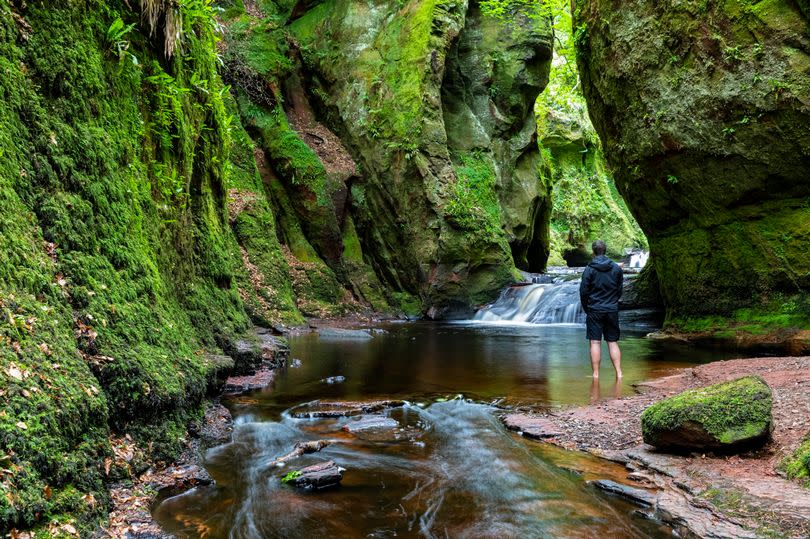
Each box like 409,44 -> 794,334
282,460 -> 345,490
641,376 -> 772,452
342,415 -> 399,433
290,400 -> 406,418
317,328 -> 374,340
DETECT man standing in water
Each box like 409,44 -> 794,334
579,240 -> 623,379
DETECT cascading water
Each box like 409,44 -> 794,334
473,281 -> 585,324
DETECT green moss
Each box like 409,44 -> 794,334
781,436 -> 810,487
667,293 -> 810,335
445,152 -> 501,237
641,376 -> 772,447
0,1 -> 263,531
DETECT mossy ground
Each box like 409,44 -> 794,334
781,437 -> 810,487
641,376 -> 772,447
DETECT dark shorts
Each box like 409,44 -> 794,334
586,311 -> 620,342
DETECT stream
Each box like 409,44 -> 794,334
153,321 -> 738,538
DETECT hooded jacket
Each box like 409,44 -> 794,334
579,255 -> 623,313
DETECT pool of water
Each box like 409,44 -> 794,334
153,322 -> 738,538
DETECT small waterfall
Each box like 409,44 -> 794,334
473,281 -> 585,324
628,250 -> 649,269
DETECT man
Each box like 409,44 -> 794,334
579,240 -> 623,379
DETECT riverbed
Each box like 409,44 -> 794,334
153,322 -> 739,538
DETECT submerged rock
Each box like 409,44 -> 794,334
342,415 -> 399,433
641,376 -> 773,451
317,328 -> 374,340
290,400 -> 406,419
282,460 -> 345,490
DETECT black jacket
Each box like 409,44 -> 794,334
579,255 -> 623,313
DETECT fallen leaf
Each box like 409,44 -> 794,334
43,485 -> 52,500
15,422 -> 27,430
104,457 -> 112,475
7,366 -> 22,380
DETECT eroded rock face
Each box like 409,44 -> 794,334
641,376 -> 772,451
289,0 -> 553,316
574,1 -> 810,316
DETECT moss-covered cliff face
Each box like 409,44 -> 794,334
220,0 -> 392,317
535,19 -> 645,266
275,0 -> 553,316
0,1 -> 282,533
574,1 -> 810,326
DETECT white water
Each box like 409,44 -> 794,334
628,250 -> 649,269
473,281 -> 585,324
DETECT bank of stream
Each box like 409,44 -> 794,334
151,321 -> 741,538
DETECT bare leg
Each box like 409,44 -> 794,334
607,341 -> 622,379
589,340 -> 602,378
590,377 -> 600,403
612,378 -> 621,399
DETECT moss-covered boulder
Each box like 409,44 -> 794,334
574,1 -> 810,323
641,376 -> 773,451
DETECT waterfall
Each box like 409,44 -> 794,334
473,281 -> 585,324
628,250 -> 649,269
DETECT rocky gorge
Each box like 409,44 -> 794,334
0,0 -> 809,536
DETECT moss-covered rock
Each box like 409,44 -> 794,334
574,0 -> 810,326
641,376 -> 773,451
286,0 -> 553,316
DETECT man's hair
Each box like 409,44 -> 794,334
592,239 -> 607,256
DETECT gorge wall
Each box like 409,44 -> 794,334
0,0 -> 552,533
574,0 -> 810,329
228,0 -> 552,317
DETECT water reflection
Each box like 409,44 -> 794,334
153,323 -> 737,538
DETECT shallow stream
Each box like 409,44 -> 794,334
153,322 -> 737,538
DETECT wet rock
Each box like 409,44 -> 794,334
196,403 -> 234,450
342,416 -> 399,433
222,367 -> 276,394
291,400 -> 405,419
283,460 -> 344,490
317,328 -> 374,340
266,440 -> 335,468
290,358 -> 303,368
321,375 -> 346,385
641,376 -> 772,452
588,479 -> 656,507
501,414 -> 563,439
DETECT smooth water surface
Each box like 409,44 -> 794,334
154,323 -> 737,538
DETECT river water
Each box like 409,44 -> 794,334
153,322 -> 736,538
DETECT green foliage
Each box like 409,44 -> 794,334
641,376 -> 772,447
106,17 -> 138,64
445,152 -> 501,236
